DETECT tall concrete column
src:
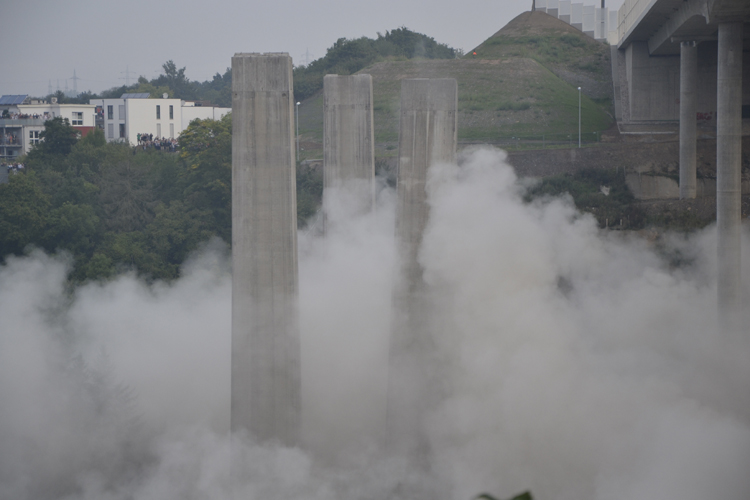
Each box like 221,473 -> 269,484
716,23 -> 743,327
387,79 -> 457,463
323,74 -> 375,225
679,41 -> 697,199
231,53 -> 300,446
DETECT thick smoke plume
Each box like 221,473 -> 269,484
0,147 -> 748,500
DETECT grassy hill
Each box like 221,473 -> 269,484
297,10 -> 614,158
470,10 -> 613,102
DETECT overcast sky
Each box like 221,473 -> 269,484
0,0 -> 624,98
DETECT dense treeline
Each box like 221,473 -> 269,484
0,116 -> 322,282
58,27 -> 457,107
60,61 -> 233,108
293,27 -> 459,100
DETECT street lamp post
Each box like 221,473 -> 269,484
578,87 -> 581,148
295,101 -> 300,161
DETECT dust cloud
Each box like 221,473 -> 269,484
0,147 -> 748,500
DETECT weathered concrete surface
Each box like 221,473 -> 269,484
613,0 -> 750,131
571,2 -> 583,31
625,41 -> 680,122
231,53 -> 300,446
626,173 -> 680,199
679,41 -> 698,199
323,74 -> 375,224
615,40 -> 723,130
617,0 -> 750,56
505,138 -> 750,199
387,78 -> 457,463
716,22 -> 743,324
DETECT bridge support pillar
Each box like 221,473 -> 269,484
387,78 -> 457,466
679,41 -> 697,199
323,74 -> 375,228
716,22 -> 743,329
231,53 -> 300,446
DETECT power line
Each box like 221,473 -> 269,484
120,65 -> 136,86
70,69 -> 80,95
300,48 -> 315,66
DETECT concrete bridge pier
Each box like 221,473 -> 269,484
716,22 -> 743,328
679,41 -> 697,199
231,53 -> 300,446
387,78 -> 457,468
323,74 -> 375,228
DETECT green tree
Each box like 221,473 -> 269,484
80,252 -> 115,281
132,76 -> 173,99
292,27 -> 458,100
30,116 -> 79,158
146,200 -> 212,272
296,164 -> 323,226
43,202 -> 101,256
153,60 -> 196,100
98,231 -> 163,278
80,128 -> 106,148
178,115 -> 232,241
52,90 -> 67,104
0,173 -> 50,256
97,158 -> 157,233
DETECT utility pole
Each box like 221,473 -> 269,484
300,48 -> 314,66
296,101 -> 301,161
578,86 -> 582,148
120,65 -> 136,86
71,69 -> 80,95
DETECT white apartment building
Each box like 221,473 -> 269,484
90,93 -> 230,146
0,94 -> 96,160
181,101 -> 231,129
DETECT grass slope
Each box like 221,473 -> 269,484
296,10 -> 614,151
470,11 -> 612,101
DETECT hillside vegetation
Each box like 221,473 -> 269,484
0,117 -> 322,282
293,27 -> 459,101
58,28 -> 457,109
297,10 -> 614,150
470,11 -> 612,101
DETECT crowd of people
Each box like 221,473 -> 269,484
2,111 -> 52,121
2,133 -> 20,145
3,161 -> 25,174
136,133 -> 178,152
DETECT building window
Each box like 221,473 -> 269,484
107,105 -> 113,120
107,123 -> 114,138
169,105 -> 173,119
118,105 -> 125,120
156,123 -> 161,137
156,105 -> 161,119
72,112 -> 83,126
169,123 -> 174,138
119,123 -> 125,138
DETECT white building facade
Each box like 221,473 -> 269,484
0,95 -> 96,160
90,94 -> 230,146
181,102 -> 231,129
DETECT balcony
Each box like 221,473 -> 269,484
0,118 -> 47,127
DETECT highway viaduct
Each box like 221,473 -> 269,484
612,0 -> 749,324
